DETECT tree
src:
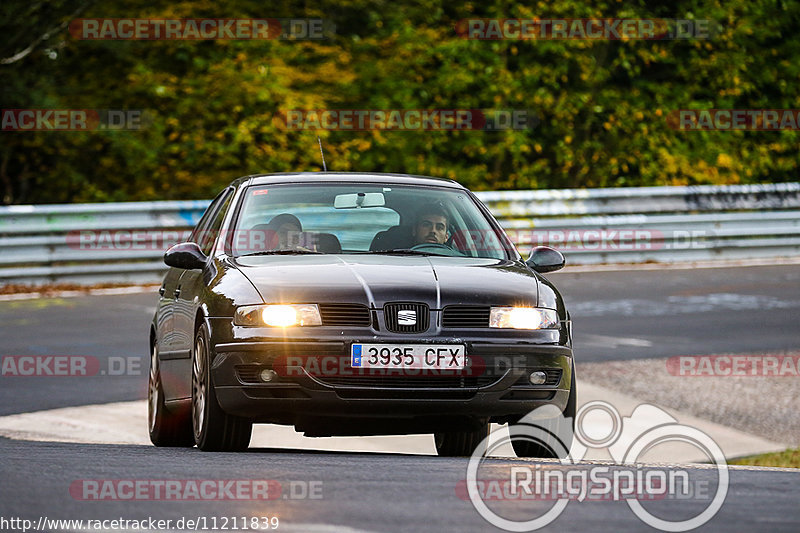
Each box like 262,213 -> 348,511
1,0 -> 798,204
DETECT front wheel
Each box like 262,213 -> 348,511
148,343 -> 194,447
435,421 -> 489,456
192,323 -> 252,451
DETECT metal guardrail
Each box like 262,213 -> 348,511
1,183 -> 798,284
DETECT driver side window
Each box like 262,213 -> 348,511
191,188 -> 233,255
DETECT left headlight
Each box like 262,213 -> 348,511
234,304 -> 322,327
489,307 -> 558,329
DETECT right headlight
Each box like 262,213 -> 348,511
489,307 -> 558,329
234,304 -> 322,327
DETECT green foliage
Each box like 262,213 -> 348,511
1,0 -> 799,203
731,447 -> 800,468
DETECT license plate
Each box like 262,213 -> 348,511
351,344 -> 466,370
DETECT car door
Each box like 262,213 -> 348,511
154,267 -> 181,357
172,188 -> 234,357
160,188 -> 233,400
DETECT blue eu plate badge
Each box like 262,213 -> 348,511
351,344 -> 362,367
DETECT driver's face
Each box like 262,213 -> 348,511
414,214 -> 448,244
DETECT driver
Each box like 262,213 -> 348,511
412,203 -> 450,245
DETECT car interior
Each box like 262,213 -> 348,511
233,184 -> 512,259
369,225 -> 414,251
247,223 -> 343,253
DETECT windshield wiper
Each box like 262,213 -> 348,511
236,250 -> 323,257
355,249 -> 450,257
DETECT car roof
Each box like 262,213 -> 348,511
240,172 -> 465,189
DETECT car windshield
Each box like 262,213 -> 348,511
229,182 -> 515,260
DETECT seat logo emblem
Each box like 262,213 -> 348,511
397,310 -> 417,325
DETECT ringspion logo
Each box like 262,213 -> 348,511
465,402 -> 728,531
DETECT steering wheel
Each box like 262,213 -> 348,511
409,243 -> 464,256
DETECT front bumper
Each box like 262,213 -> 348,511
209,323 -> 574,435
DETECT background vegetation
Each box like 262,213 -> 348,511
2,0 -> 799,204
731,447 -> 800,468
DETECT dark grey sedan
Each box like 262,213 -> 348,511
148,172 -> 575,456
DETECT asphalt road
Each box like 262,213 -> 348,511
1,264 -> 799,532
1,438 -> 798,533
553,264 -> 800,361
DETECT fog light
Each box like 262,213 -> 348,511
260,369 -> 278,382
528,371 -> 547,385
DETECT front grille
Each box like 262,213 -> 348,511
513,368 -> 562,386
336,388 -> 475,400
384,302 -> 429,333
442,306 -> 490,328
318,303 -> 371,327
315,375 -> 499,388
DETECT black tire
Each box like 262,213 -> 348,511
148,342 -> 194,447
434,420 -> 490,457
511,367 -> 577,459
192,323 -> 252,451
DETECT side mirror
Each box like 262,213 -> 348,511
164,242 -> 207,270
526,246 -> 565,273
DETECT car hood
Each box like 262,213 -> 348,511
233,254 -> 538,308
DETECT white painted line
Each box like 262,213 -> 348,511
0,382 -> 790,470
583,334 -> 654,348
578,382 -> 788,463
0,400 -> 441,454
0,285 -> 159,302
556,256 -> 800,273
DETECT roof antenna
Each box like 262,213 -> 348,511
317,137 -> 327,172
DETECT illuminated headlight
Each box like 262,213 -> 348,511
489,307 -> 558,329
234,304 -> 322,327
